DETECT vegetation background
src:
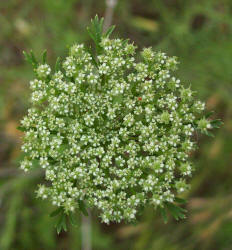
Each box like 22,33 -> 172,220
0,0 -> 232,249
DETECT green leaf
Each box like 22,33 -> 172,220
122,39 -> 129,47
78,200 -> 88,216
55,57 -> 61,72
159,207 -> 168,224
204,130 -> 215,137
69,213 -> 79,227
205,111 -> 214,118
175,197 -> 187,204
210,119 -> 223,129
86,46 -> 98,67
23,50 -> 38,67
56,213 -> 67,234
17,126 -> 26,132
23,51 -> 32,64
104,25 -> 115,38
50,207 -> 63,217
166,203 -> 187,220
87,27 -> 98,45
42,50 -> 47,64
29,50 -> 38,67
87,15 -> 105,53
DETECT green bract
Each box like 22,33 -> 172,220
19,17 -> 219,226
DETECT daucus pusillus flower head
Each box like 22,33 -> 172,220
19,16 -> 221,228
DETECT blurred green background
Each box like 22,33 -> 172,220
0,0 -> 232,249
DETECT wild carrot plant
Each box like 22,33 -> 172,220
19,16 -> 221,232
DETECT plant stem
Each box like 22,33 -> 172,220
103,0 -> 118,32
81,209 -> 91,250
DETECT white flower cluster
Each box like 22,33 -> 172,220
20,38 -> 209,224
